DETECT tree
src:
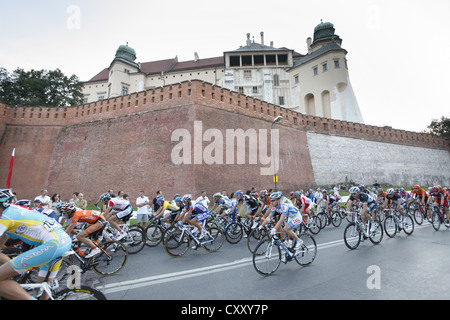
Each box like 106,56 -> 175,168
427,115 -> 450,138
0,67 -> 83,107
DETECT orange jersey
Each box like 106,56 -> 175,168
68,210 -> 105,225
411,188 -> 428,199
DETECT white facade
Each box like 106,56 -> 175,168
82,22 -> 364,124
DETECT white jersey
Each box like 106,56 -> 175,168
108,197 -> 130,211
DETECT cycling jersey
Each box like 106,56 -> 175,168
411,188 -> 428,200
244,196 -> 259,214
350,193 -> 378,212
108,197 -> 132,220
0,204 -> 72,276
67,210 -> 106,236
430,190 -> 449,207
161,201 -> 180,212
186,200 -> 210,222
270,202 -> 302,229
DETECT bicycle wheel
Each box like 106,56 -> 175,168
331,212 -> 342,227
317,212 -> 327,229
91,240 -> 128,276
145,224 -> 163,247
402,215 -> 414,235
308,216 -> 322,234
247,227 -> 268,254
343,223 -> 361,250
202,227 -> 224,252
253,239 -> 281,276
384,216 -> 397,238
413,209 -> 423,225
122,227 -> 146,254
431,212 -> 441,231
164,230 -> 190,257
54,285 -> 106,300
294,233 -> 317,266
368,220 -> 383,245
224,222 -> 243,244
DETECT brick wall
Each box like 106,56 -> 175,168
0,80 -> 448,203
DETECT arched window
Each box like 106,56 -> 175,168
273,74 -> 279,86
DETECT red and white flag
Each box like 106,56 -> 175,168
6,148 -> 15,188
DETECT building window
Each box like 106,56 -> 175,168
334,60 -> 340,68
98,95 -> 105,101
294,75 -> 299,83
252,86 -> 258,94
121,86 -> 128,96
244,70 -> 252,78
313,67 -> 318,76
238,87 -> 244,94
278,96 -> 285,105
322,63 -> 328,72
273,74 -> 280,86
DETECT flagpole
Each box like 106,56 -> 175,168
6,148 -> 15,189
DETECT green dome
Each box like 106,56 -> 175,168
313,21 -> 339,45
115,44 -> 137,62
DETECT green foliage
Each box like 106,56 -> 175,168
0,67 -> 83,107
427,115 -> 450,138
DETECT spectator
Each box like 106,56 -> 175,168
34,189 -> 51,210
153,190 -> 162,212
75,193 -> 87,210
196,191 -> 210,207
51,193 -> 62,208
136,190 -> 150,229
69,192 -> 79,203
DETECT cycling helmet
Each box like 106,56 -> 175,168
235,190 -> 243,196
269,191 -> 282,201
386,188 -> 395,195
181,194 -> 192,202
349,186 -> 360,194
16,199 -> 31,207
242,195 -> 250,202
413,185 -> 420,189
60,202 -> 76,217
321,189 -> 327,194
292,191 -> 301,198
431,186 -> 438,193
99,193 -> 111,201
156,196 -> 165,203
259,190 -> 268,197
0,189 -> 14,208
213,192 -> 221,199
174,197 -> 182,203
359,185 -> 365,190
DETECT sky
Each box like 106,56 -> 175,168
1,0 -> 449,133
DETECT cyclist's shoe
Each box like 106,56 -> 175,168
281,253 -> 287,263
198,229 -> 207,240
294,239 -> 304,254
86,247 -> 101,258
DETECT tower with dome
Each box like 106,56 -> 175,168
82,21 -> 364,123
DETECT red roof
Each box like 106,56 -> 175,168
85,56 -> 225,83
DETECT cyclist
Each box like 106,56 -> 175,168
61,203 -> 106,258
376,188 -> 387,205
180,194 -> 210,239
242,194 -> 261,230
260,192 -> 303,260
100,193 -> 132,240
346,186 -> 378,232
0,189 -> 72,300
409,185 -> 429,208
382,188 -> 407,228
211,193 -> 234,224
429,186 -> 449,226
153,196 -> 180,224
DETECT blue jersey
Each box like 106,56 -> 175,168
0,204 -> 64,247
271,202 -> 301,219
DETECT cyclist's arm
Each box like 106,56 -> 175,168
64,222 -> 78,235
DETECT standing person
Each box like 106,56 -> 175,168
152,190 -> 162,213
75,193 -> 87,210
136,190 -> 150,229
34,189 -> 51,210
196,191 -> 210,207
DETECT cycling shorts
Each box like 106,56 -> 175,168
115,205 -> 133,221
190,210 -> 210,223
84,217 -> 106,235
10,228 -> 72,278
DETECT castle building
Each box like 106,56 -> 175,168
82,21 -> 364,123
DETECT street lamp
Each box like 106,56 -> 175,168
271,116 -> 282,191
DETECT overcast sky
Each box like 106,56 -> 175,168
1,0 -> 449,133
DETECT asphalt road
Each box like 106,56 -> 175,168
78,220 -> 450,301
